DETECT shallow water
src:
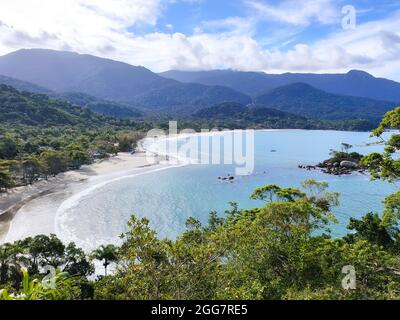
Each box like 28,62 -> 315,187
54,130 -> 397,250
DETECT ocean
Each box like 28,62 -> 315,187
54,130 -> 397,250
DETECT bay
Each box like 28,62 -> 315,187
56,130 -> 397,250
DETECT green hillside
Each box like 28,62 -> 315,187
193,102 -> 375,131
0,85 -> 127,127
255,83 -> 396,124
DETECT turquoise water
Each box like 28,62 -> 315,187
57,130 -> 397,249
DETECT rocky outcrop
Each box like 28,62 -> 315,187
340,161 -> 359,169
299,159 -> 365,176
218,175 -> 235,182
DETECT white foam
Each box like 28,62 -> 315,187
4,132 -> 231,249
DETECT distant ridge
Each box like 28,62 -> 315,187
0,84 -> 117,126
194,102 -> 306,120
54,92 -> 144,118
1,49 -> 397,120
192,101 -> 375,131
0,49 -> 251,112
160,69 -> 400,102
254,82 -> 397,124
0,74 -> 51,94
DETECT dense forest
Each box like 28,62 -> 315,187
192,102 -> 375,131
1,107 -> 400,300
53,92 -> 144,119
0,85 -> 148,191
0,84 -> 381,193
0,85 -> 139,127
254,82 -> 396,124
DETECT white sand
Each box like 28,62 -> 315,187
0,150 -> 161,244
0,130 -> 244,245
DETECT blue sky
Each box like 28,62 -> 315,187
153,0 -> 400,50
0,0 -> 400,80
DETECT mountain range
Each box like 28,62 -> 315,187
0,74 -> 52,94
192,102 -> 374,131
254,83 -> 396,124
0,74 -> 144,119
0,49 -> 398,125
194,102 -> 307,122
161,69 -> 400,102
0,49 -> 250,113
0,84 -> 117,127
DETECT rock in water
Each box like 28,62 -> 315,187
340,161 -> 358,169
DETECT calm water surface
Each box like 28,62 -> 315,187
56,130 -> 397,250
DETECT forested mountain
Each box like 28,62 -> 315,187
0,85 -> 128,126
194,102 -> 302,120
54,92 -> 144,118
1,49 -> 397,120
192,102 -> 374,131
0,75 -> 143,118
0,74 -> 51,94
161,69 -> 273,97
161,69 -> 400,101
0,49 -> 251,111
130,83 -> 251,113
0,49 -> 169,99
254,83 -> 397,124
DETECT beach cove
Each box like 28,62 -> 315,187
0,149 -> 167,244
0,130 -> 397,251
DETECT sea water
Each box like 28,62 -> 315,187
55,130 -> 397,250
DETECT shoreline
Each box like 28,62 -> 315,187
0,129 -> 237,244
0,147 -> 163,243
0,189 -> 56,242
0,128 -> 377,245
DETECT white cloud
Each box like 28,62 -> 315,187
199,16 -> 257,36
245,0 -> 339,26
0,0 -> 164,54
0,0 -> 399,81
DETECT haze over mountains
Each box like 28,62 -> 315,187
254,83 -> 395,124
161,69 -> 400,102
0,49 -> 398,125
0,73 -> 144,118
0,84 -> 115,127
0,74 -> 52,94
194,102 -> 307,123
0,49 -> 250,113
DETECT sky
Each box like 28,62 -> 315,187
0,0 -> 400,80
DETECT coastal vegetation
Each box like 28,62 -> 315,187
1,79 -> 400,299
2,101 -> 400,300
0,126 -> 144,191
0,85 -> 146,191
0,84 -> 379,193
1,178 -> 400,300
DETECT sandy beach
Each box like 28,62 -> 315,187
0,130 -> 276,246
0,149 -> 161,244
0,131 -> 220,246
